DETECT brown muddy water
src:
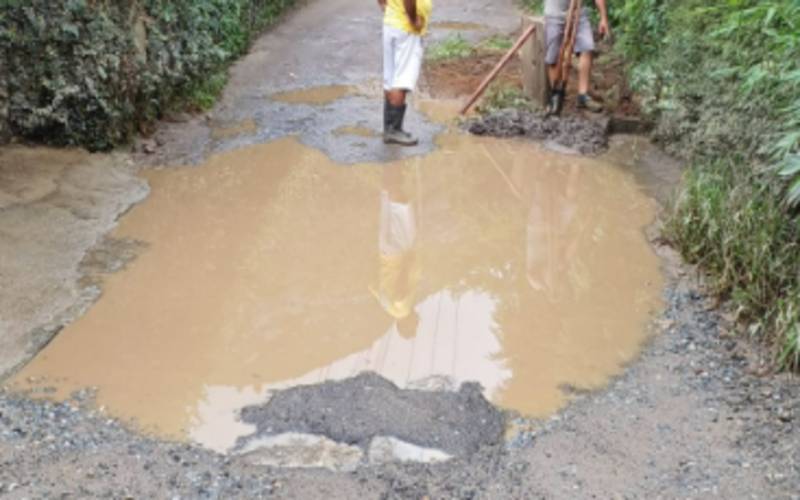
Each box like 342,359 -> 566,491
11,133 -> 663,452
271,85 -> 357,105
211,119 -> 258,141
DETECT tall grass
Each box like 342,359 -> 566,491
613,0 -> 800,368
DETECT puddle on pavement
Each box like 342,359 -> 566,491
332,126 -> 378,138
416,99 -> 464,125
431,21 -> 488,31
211,119 -> 258,141
0,147 -> 95,208
11,132 -> 664,452
271,85 -> 356,105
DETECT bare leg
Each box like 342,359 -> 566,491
385,89 -> 407,107
578,51 -> 592,95
547,64 -> 559,88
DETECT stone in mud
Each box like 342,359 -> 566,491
368,436 -> 452,465
237,372 -> 505,458
238,433 -> 364,472
466,108 -> 610,155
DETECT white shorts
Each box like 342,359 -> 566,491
383,25 -> 423,91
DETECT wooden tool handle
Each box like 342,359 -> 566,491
460,24 -> 538,115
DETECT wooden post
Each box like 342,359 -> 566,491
460,24 -> 537,115
519,16 -> 548,108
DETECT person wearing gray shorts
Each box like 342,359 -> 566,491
545,0 -> 610,112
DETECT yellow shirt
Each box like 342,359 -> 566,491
372,252 -> 420,320
384,0 -> 433,35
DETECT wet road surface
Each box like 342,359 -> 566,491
2,1 -> 799,498
13,127 -> 663,452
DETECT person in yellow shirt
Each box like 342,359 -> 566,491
378,0 -> 433,146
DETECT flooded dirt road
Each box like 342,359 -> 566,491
13,131 -> 662,453
2,0 -> 798,498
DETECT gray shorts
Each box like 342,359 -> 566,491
545,15 -> 595,65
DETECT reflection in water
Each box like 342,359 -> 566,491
271,85 -> 356,105
10,134 -> 663,452
524,162 -> 583,301
374,163 -> 421,336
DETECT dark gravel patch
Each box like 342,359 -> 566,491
466,108 -> 610,155
238,372 -> 505,457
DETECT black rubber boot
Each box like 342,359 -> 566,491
383,103 -> 418,146
546,88 -> 565,116
383,98 -> 392,134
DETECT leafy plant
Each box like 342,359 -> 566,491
427,34 -> 472,61
520,0 -> 544,15
479,35 -> 513,52
477,84 -> 532,114
623,0 -> 800,368
0,0 -> 296,150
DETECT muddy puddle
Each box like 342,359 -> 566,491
271,85 -> 356,105
11,133 -> 663,452
416,99 -> 464,125
211,119 -> 258,141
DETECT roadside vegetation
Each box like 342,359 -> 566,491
612,0 -> 800,368
0,0 -> 296,151
426,34 -> 473,61
519,0 -> 799,368
427,33 -> 515,62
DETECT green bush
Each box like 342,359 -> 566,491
613,0 -> 800,368
0,0 -> 295,151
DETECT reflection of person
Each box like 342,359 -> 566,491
372,164 -> 420,337
545,0 -> 610,112
377,0 -> 432,146
523,162 -> 585,302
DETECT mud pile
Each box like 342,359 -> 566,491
237,373 -> 505,457
467,109 -> 610,155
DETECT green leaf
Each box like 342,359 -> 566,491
779,154 -> 800,178
62,23 -> 79,38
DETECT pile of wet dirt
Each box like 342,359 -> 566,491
238,373 -> 505,457
466,108 -> 610,155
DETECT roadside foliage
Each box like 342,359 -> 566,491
0,0 -> 295,150
612,0 -> 800,368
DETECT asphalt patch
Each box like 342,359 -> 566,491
237,372 -> 505,457
467,108 -> 610,155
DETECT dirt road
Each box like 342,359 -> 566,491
0,0 -> 798,498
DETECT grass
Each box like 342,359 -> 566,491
479,35 -> 514,52
187,71 -> 229,111
664,161 -> 800,370
476,84 -> 532,114
611,0 -> 800,370
520,0 -> 543,15
426,34 -> 473,61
